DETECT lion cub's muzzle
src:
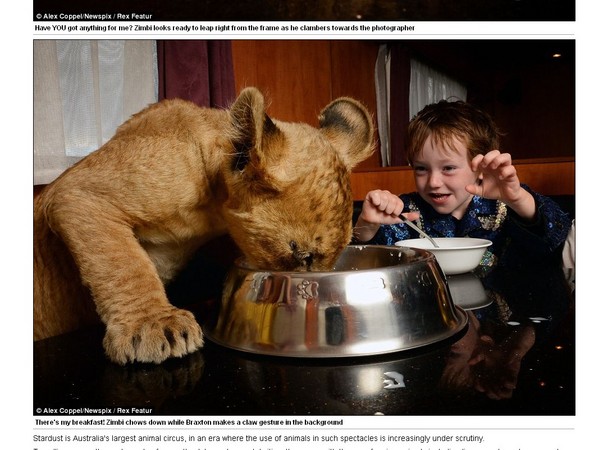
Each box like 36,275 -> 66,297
290,240 -> 315,271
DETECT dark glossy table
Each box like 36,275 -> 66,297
34,259 -> 574,416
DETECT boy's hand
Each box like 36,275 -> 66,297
360,190 -> 419,224
468,150 -> 521,202
353,190 -> 419,242
467,150 -> 536,221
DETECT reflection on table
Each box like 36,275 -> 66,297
34,260 -> 574,415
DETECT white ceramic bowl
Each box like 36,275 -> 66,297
395,238 -> 492,275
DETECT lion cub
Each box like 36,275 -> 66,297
34,87 -> 374,364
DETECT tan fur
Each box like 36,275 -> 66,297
34,87 -> 374,364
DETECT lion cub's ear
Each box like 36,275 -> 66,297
229,87 -> 276,170
229,87 -> 283,191
319,98 -> 375,170
228,88 -> 374,190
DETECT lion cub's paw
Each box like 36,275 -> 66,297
103,307 -> 204,365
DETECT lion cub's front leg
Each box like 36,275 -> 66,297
103,303 -> 203,365
53,200 -> 203,365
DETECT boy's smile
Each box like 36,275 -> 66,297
412,135 -> 479,219
428,192 -> 452,204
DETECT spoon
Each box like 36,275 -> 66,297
398,214 -> 440,248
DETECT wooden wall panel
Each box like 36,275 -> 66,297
329,41 -> 377,104
330,41 -> 382,168
514,159 -> 575,196
231,40 -> 574,198
232,40 -> 382,167
350,167 -> 416,200
232,40 -> 333,125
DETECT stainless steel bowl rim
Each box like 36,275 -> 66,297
235,244 -> 437,274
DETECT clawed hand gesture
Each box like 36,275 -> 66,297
467,150 -> 536,221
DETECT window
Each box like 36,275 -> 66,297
409,58 -> 467,119
34,40 -> 158,185
375,45 -> 467,166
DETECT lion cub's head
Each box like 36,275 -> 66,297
220,88 -> 374,272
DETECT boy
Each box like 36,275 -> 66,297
353,100 -> 572,271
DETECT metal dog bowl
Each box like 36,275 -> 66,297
205,245 -> 467,357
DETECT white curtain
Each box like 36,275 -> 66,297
409,58 -> 467,119
374,44 -> 391,167
34,40 -> 158,185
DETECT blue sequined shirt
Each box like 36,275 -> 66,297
359,185 -> 572,274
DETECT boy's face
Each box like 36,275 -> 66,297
412,135 -> 480,219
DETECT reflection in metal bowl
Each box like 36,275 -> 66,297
205,245 -> 467,357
